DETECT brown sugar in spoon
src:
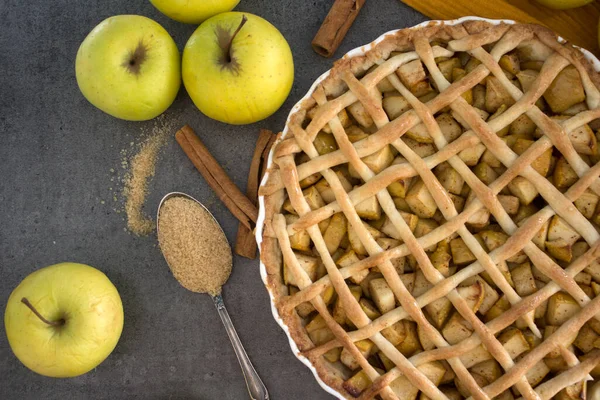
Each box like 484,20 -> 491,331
157,192 -> 268,400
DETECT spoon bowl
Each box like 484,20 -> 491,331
157,192 -> 269,400
157,192 -> 229,249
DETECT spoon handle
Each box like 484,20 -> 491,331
212,294 -> 269,400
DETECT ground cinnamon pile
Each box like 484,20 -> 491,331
124,118 -> 173,236
158,196 -> 232,296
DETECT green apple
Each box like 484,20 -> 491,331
182,12 -> 294,125
534,0 -> 593,9
76,15 -> 181,121
150,0 -> 241,24
4,262 -> 124,378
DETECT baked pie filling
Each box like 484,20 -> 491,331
259,21 -> 600,400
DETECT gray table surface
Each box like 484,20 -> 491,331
0,1 -> 426,398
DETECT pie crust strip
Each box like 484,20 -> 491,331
276,151 -> 448,397
262,20 -> 600,399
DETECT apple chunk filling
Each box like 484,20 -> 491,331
274,31 -> 600,399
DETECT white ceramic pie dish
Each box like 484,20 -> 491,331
255,16 -> 600,399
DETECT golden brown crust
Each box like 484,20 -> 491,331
258,18 -> 600,399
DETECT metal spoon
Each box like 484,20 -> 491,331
157,192 -> 269,400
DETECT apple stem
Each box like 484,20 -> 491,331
224,15 -> 248,63
21,297 -> 65,327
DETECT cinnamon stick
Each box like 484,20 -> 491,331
175,126 -> 256,230
260,133 -> 278,180
312,0 -> 366,58
234,129 -> 275,258
180,125 -> 258,223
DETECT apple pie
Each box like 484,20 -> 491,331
258,19 -> 600,400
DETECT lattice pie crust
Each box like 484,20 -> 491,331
259,20 -> 600,400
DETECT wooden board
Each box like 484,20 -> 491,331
401,0 -> 600,55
